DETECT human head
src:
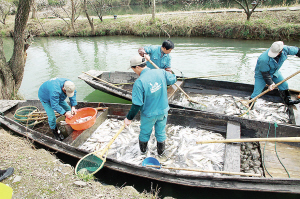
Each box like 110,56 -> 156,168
162,40 -> 174,55
268,41 -> 284,58
129,55 -> 147,75
63,81 -> 75,97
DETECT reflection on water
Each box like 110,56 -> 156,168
2,36 -> 300,102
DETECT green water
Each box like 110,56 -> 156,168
2,36 -> 300,103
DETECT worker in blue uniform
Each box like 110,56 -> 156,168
138,40 -> 174,73
124,55 -> 177,155
250,41 -> 300,105
38,78 -> 78,140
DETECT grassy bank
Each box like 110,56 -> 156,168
1,9 -> 300,41
0,129 -> 163,198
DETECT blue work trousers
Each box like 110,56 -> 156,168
40,100 -> 71,129
251,73 -> 288,99
139,113 -> 168,143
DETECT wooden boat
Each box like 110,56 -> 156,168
78,70 -> 300,126
1,99 -> 300,194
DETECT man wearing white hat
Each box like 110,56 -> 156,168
250,41 -> 300,105
38,78 -> 78,140
124,55 -> 177,155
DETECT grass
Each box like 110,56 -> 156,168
1,6 -> 300,41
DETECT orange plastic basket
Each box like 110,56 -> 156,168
65,107 -> 97,131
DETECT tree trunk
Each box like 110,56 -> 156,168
84,0 -> 95,36
0,0 -> 32,99
71,0 -> 76,33
152,0 -> 155,21
31,0 -> 36,19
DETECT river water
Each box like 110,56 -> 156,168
2,36 -> 300,199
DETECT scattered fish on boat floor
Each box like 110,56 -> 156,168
171,94 -> 289,124
79,119 -> 226,176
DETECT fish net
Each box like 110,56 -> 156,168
75,153 -> 104,175
13,106 -> 39,127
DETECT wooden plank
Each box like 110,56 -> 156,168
224,121 -> 241,172
260,142 -> 300,178
0,100 -> 25,113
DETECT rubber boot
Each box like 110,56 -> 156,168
279,90 -> 300,105
139,140 -> 148,153
157,141 -> 165,155
0,168 -> 14,182
52,127 -> 64,141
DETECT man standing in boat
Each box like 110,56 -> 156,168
38,78 -> 78,141
250,41 -> 300,105
138,40 -> 174,73
124,55 -> 177,155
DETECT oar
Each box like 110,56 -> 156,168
82,71 -> 120,89
196,137 -> 300,144
143,158 -> 261,177
75,124 -> 125,175
177,73 -> 235,80
238,70 -> 300,117
147,58 -> 205,106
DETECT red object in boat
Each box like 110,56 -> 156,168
65,107 -> 97,131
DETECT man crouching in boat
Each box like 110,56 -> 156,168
124,55 -> 177,155
38,78 -> 78,141
250,41 -> 300,105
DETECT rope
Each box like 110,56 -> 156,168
263,123 -> 272,177
273,122 -> 291,178
262,122 -> 290,178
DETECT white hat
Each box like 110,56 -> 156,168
129,55 -> 147,69
268,41 -> 284,58
64,81 -> 75,97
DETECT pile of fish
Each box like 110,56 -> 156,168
79,119 -> 226,176
171,93 -> 289,124
74,116 -> 93,124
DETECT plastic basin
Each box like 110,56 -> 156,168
142,157 -> 161,169
65,107 -> 97,131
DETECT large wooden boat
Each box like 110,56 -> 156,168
79,70 -> 300,125
0,100 -> 300,194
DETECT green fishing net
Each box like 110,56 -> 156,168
75,154 -> 104,175
13,106 -> 39,127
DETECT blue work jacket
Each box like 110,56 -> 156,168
132,68 -> 177,117
254,45 -> 299,79
38,78 -> 77,115
144,45 -> 171,69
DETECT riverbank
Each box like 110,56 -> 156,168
0,129 -> 168,198
1,6 -> 300,40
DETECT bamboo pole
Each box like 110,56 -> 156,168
147,59 -> 206,106
196,137 -> 300,144
82,71 -> 120,89
177,73 -> 235,80
146,165 -> 261,177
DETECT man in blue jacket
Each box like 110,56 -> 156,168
124,55 -> 177,155
250,41 -> 300,105
138,40 -> 174,73
38,78 -> 78,140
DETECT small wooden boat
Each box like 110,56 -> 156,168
1,99 -> 300,194
79,70 -> 300,126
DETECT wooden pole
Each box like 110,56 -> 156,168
177,73 -> 235,80
196,137 -> 300,144
147,59 -> 205,106
82,71 -> 120,89
146,165 -> 261,177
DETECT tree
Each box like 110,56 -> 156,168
0,0 -> 15,24
83,0 -> 95,35
233,0 -> 260,21
0,0 -> 32,99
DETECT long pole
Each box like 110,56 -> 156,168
196,137 -> 300,144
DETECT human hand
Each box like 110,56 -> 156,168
138,47 -> 146,57
144,54 -> 150,61
65,111 -> 73,119
124,118 -> 131,127
268,83 -> 275,91
165,68 -> 172,73
71,106 -> 77,115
